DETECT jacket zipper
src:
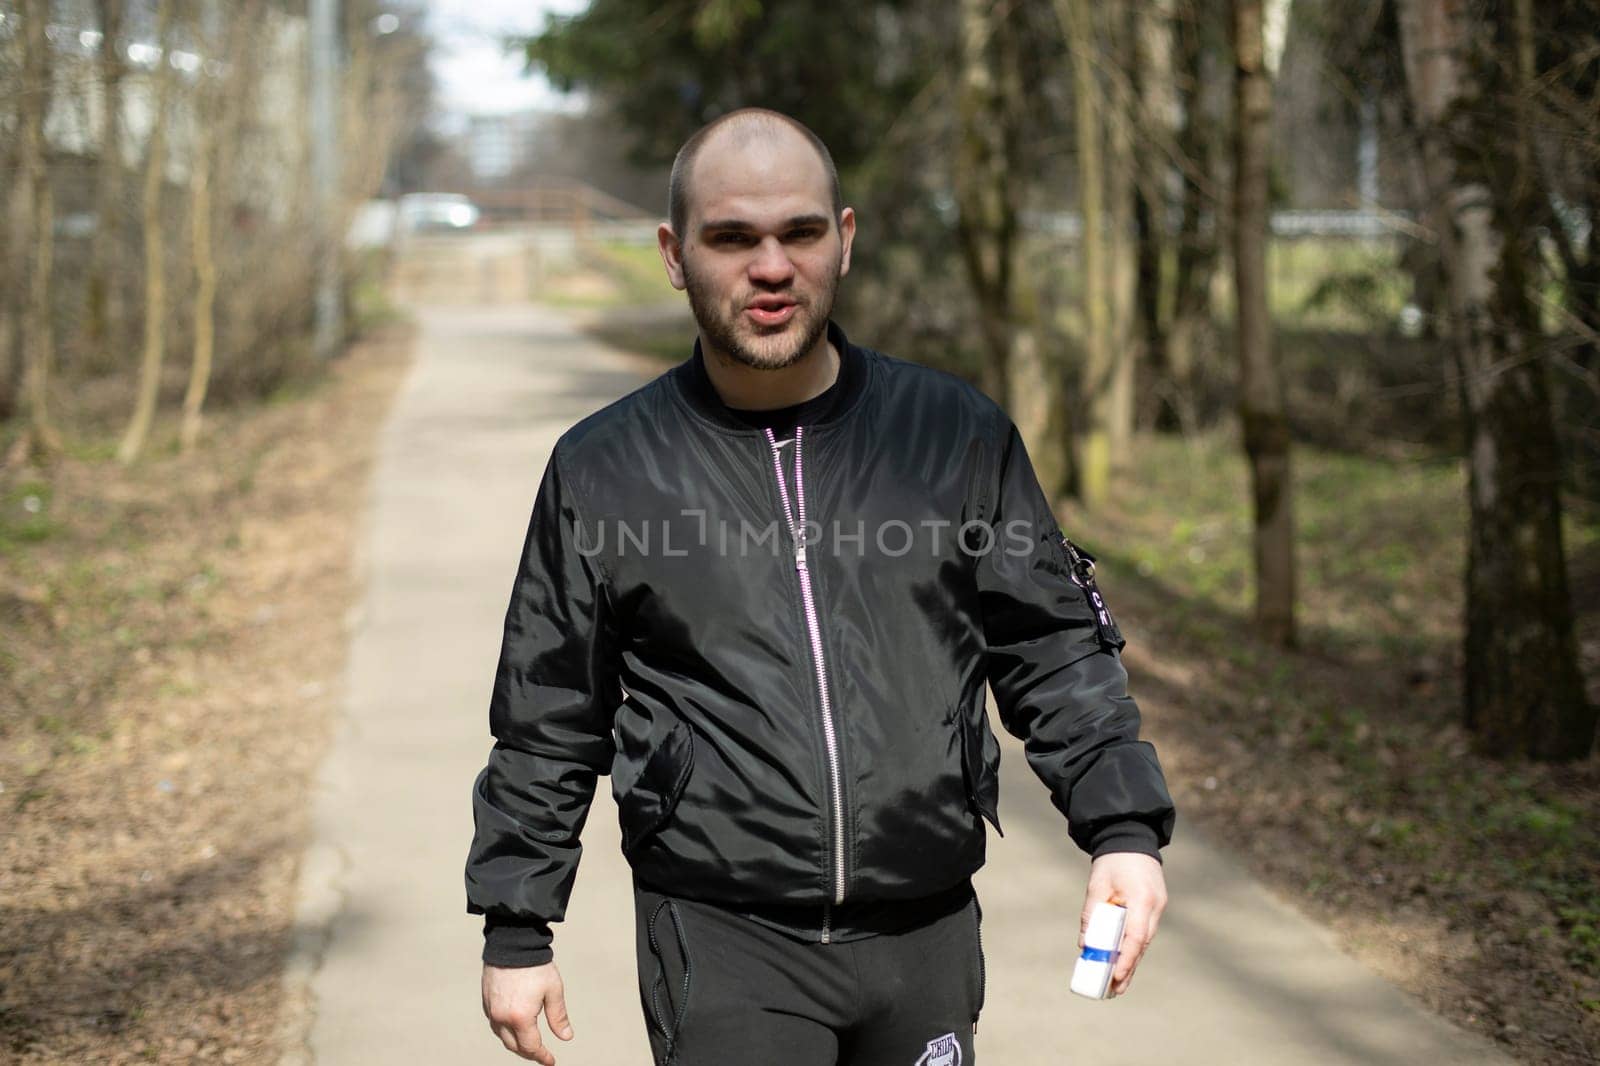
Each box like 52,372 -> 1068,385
763,426 -> 847,932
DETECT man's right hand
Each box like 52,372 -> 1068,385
482,960 -> 574,1064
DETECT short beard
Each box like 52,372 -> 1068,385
682,251 -> 840,372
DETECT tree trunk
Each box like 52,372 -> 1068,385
954,0 -> 1022,410
1232,0 -> 1296,647
1058,0 -> 1113,507
85,0 -> 127,377
118,0 -> 176,466
1166,0 -> 1218,433
1132,0 -> 1176,432
10,0 -> 63,463
183,1 -> 227,454
1008,276 -> 1071,495
1106,0 -> 1138,472
210,0 -> 265,390
1398,0 -> 1593,760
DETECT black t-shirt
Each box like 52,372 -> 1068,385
686,338 -> 857,440
725,373 -> 843,441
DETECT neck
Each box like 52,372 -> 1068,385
700,331 -> 840,411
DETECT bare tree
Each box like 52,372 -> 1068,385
1165,0 -> 1222,431
6,0 -> 64,465
182,0 -> 231,453
85,0 -> 127,375
1398,0 -> 1594,760
118,0 -> 177,466
1130,0 -> 1176,432
954,0 -> 1023,408
1232,0 -> 1296,646
1106,0 -> 1138,471
1056,0 -> 1115,506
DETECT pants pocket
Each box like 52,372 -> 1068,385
971,895 -> 987,1024
644,896 -> 693,1064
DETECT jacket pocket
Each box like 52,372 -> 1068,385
957,710 -> 1004,836
619,720 -> 695,854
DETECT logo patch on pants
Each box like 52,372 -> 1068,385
915,1032 -> 961,1066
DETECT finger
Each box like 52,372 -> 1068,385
496,1014 -> 550,1065
515,1024 -> 555,1066
1113,905 -> 1153,986
544,985 -> 575,1041
1146,883 -> 1168,939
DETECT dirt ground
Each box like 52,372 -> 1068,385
0,322 -> 414,1064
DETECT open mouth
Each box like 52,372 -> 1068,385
745,298 -> 800,328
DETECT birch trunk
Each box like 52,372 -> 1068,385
1398,0 -> 1594,760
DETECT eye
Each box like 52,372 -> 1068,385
787,227 -> 823,242
711,232 -> 754,246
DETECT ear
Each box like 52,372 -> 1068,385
657,222 -> 687,291
837,207 -> 856,277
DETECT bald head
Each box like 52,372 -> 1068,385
668,109 -> 842,241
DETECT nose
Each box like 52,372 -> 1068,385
748,236 -> 796,286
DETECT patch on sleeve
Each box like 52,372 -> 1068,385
1051,531 -> 1125,653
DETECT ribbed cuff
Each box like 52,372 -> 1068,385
482,917 -> 555,968
1087,820 -> 1164,863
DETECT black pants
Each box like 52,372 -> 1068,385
633,879 -> 986,1066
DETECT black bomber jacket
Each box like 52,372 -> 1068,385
465,320 -> 1177,967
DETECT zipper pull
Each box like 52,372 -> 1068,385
795,539 -> 807,570
821,901 -> 832,944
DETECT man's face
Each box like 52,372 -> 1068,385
659,129 -> 855,371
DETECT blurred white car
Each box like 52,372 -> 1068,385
396,193 -> 481,234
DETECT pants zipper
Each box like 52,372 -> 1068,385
972,897 -> 986,1030
764,426 -> 848,915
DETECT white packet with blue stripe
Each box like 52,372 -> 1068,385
1070,901 -> 1126,999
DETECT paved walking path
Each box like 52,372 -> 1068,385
280,301 -> 1516,1065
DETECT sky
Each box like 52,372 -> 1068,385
425,0 -> 590,119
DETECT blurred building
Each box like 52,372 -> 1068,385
464,110 -> 543,183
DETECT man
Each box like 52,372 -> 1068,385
465,108 -> 1175,1066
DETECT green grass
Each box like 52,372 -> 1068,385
536,239 -> 680,310
0,481 -> 59,551
583,241 -> 677,303
1026,233 -> 1416,335
1268,237 -> 1412,332
1084,431 -> 1466,658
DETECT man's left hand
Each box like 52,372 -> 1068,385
1079,852 -> 1167,998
